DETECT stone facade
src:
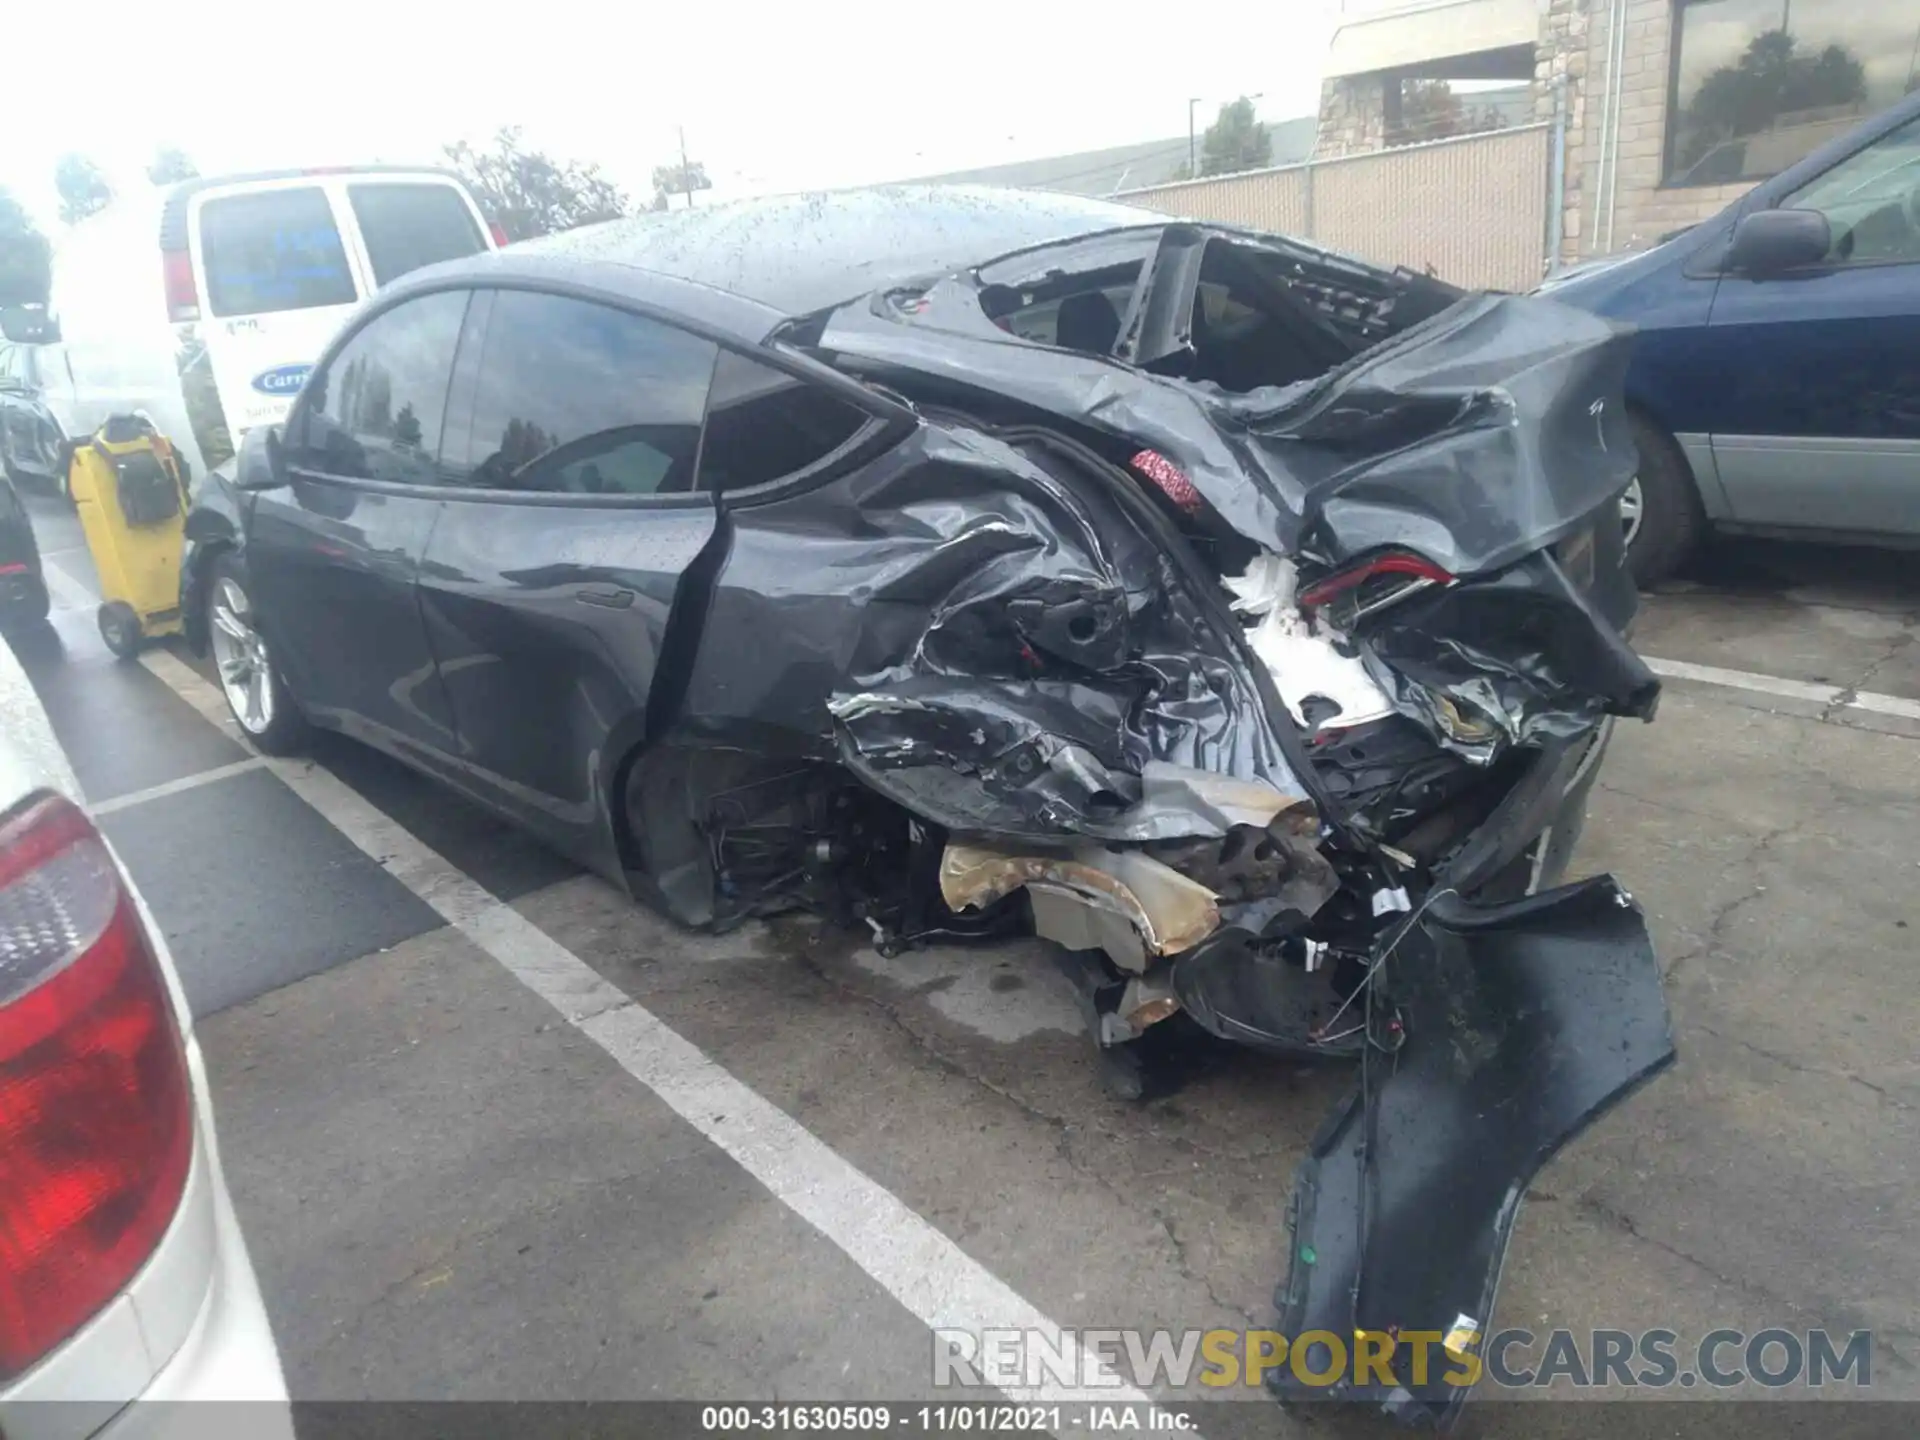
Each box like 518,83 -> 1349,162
1316,0 -> 1766,262
1561,0 -> 1755,259
1316,74 -> 1392,159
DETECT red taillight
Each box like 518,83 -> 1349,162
1129,449 -> 1204,515
487,220 -> 509,249
0,794 -> 192,1379
1297,551 -> 1454,611
161,249 -> 199,323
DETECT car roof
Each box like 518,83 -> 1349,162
492,185 -> 1164,318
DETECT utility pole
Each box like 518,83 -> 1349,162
1189,98 -> 1202,174
679,127 -> 695,207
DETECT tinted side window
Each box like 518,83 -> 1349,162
448,291 -> 716,496
1787,114 -> 1920,265
349,184 -> 488,288
293,290 -> 468,484
697,351 -> 870,493
198,187 -> 357,318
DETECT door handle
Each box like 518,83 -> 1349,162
577,584 -> 636,609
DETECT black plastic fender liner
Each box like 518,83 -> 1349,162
1269,874 -> 1674,1428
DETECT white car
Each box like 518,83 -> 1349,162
0,638 -> 289,1439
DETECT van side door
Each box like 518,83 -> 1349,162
189,181 -> 365,441
1704,113 -> 1920,538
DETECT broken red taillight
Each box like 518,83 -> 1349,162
1297,551 -> 1454,614
1129,449 -> 1204,515
0,793 -> 193,1379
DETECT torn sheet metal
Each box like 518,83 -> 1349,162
1271,876 -> 1674,1427
819,250 -> 1637,578
1357,551 -> 1660,762
799,426 -> 1309,844
1223,553 -> 1394,731
941,842 -> 1220,969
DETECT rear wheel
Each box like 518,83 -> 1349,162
98,601 -> 143,659
207,554 -> 308,753
1624,414 -> 1705,586
0,573 -> 50,632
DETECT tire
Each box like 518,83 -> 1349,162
206,553 -> 309,754
98,600 -> 143,659
1624,413 -> 1705,587
0,573 -> 50,632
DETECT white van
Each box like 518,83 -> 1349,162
36,167 -> 499,483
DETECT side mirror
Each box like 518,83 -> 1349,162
233,424 -> 290,491
0,307 -> 59,344
1725,208 -> 1831,278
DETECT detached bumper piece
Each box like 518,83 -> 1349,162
1271,875 -> 1674,1428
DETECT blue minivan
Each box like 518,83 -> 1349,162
1543,90 -> 1920,583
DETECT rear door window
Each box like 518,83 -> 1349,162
349,183 -> 488,288
444,290 -> 717,496
197,186 -> 357,318
290,289 -> 469,484
697,351 -> 869,492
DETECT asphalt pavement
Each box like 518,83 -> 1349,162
10,487 -> 1919,1432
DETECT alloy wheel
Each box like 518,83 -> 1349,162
1620,476 -> 1645,550
209,576 -> 275,735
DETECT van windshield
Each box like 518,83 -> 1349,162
349,183 -> 487,288
199,187 -> 357,318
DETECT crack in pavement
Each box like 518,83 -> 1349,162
785,944 -> 1266,1330
1151,1208 -> 1267,1328
1660,818 -> 1796,985
1690,1021 -> 1915,1112
1560,1192 -> 1920,1377
1820,628 -> 1918,724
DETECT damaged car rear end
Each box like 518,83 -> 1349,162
548,191 -> 1678,1425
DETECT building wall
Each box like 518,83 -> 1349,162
1317,0 -> 1770,263
1564,0 -> 1755,258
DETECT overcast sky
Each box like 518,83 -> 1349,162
4,0 -> 1340,225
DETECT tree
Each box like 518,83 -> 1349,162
1679,30 -> 1867,172
1389,79 -> 1509,144
1197,98 -> 1272,177
393,403 -> 423,449
651,159 -> 712,209
442,127 -> 628,242
148,148 -> 199,185
0,189 -> 52,306
1395,79 -> 1465,143
54,154 -> 113,224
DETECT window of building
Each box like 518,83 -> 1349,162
1667,1 -> 1920,187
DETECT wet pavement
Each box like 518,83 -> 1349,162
10,489 -> 1918,1429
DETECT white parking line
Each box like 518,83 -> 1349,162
42,558 -> 95,612
1644,655 -> 1920,722
89,756 -> 269,816
133,650 -> 1164,1418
